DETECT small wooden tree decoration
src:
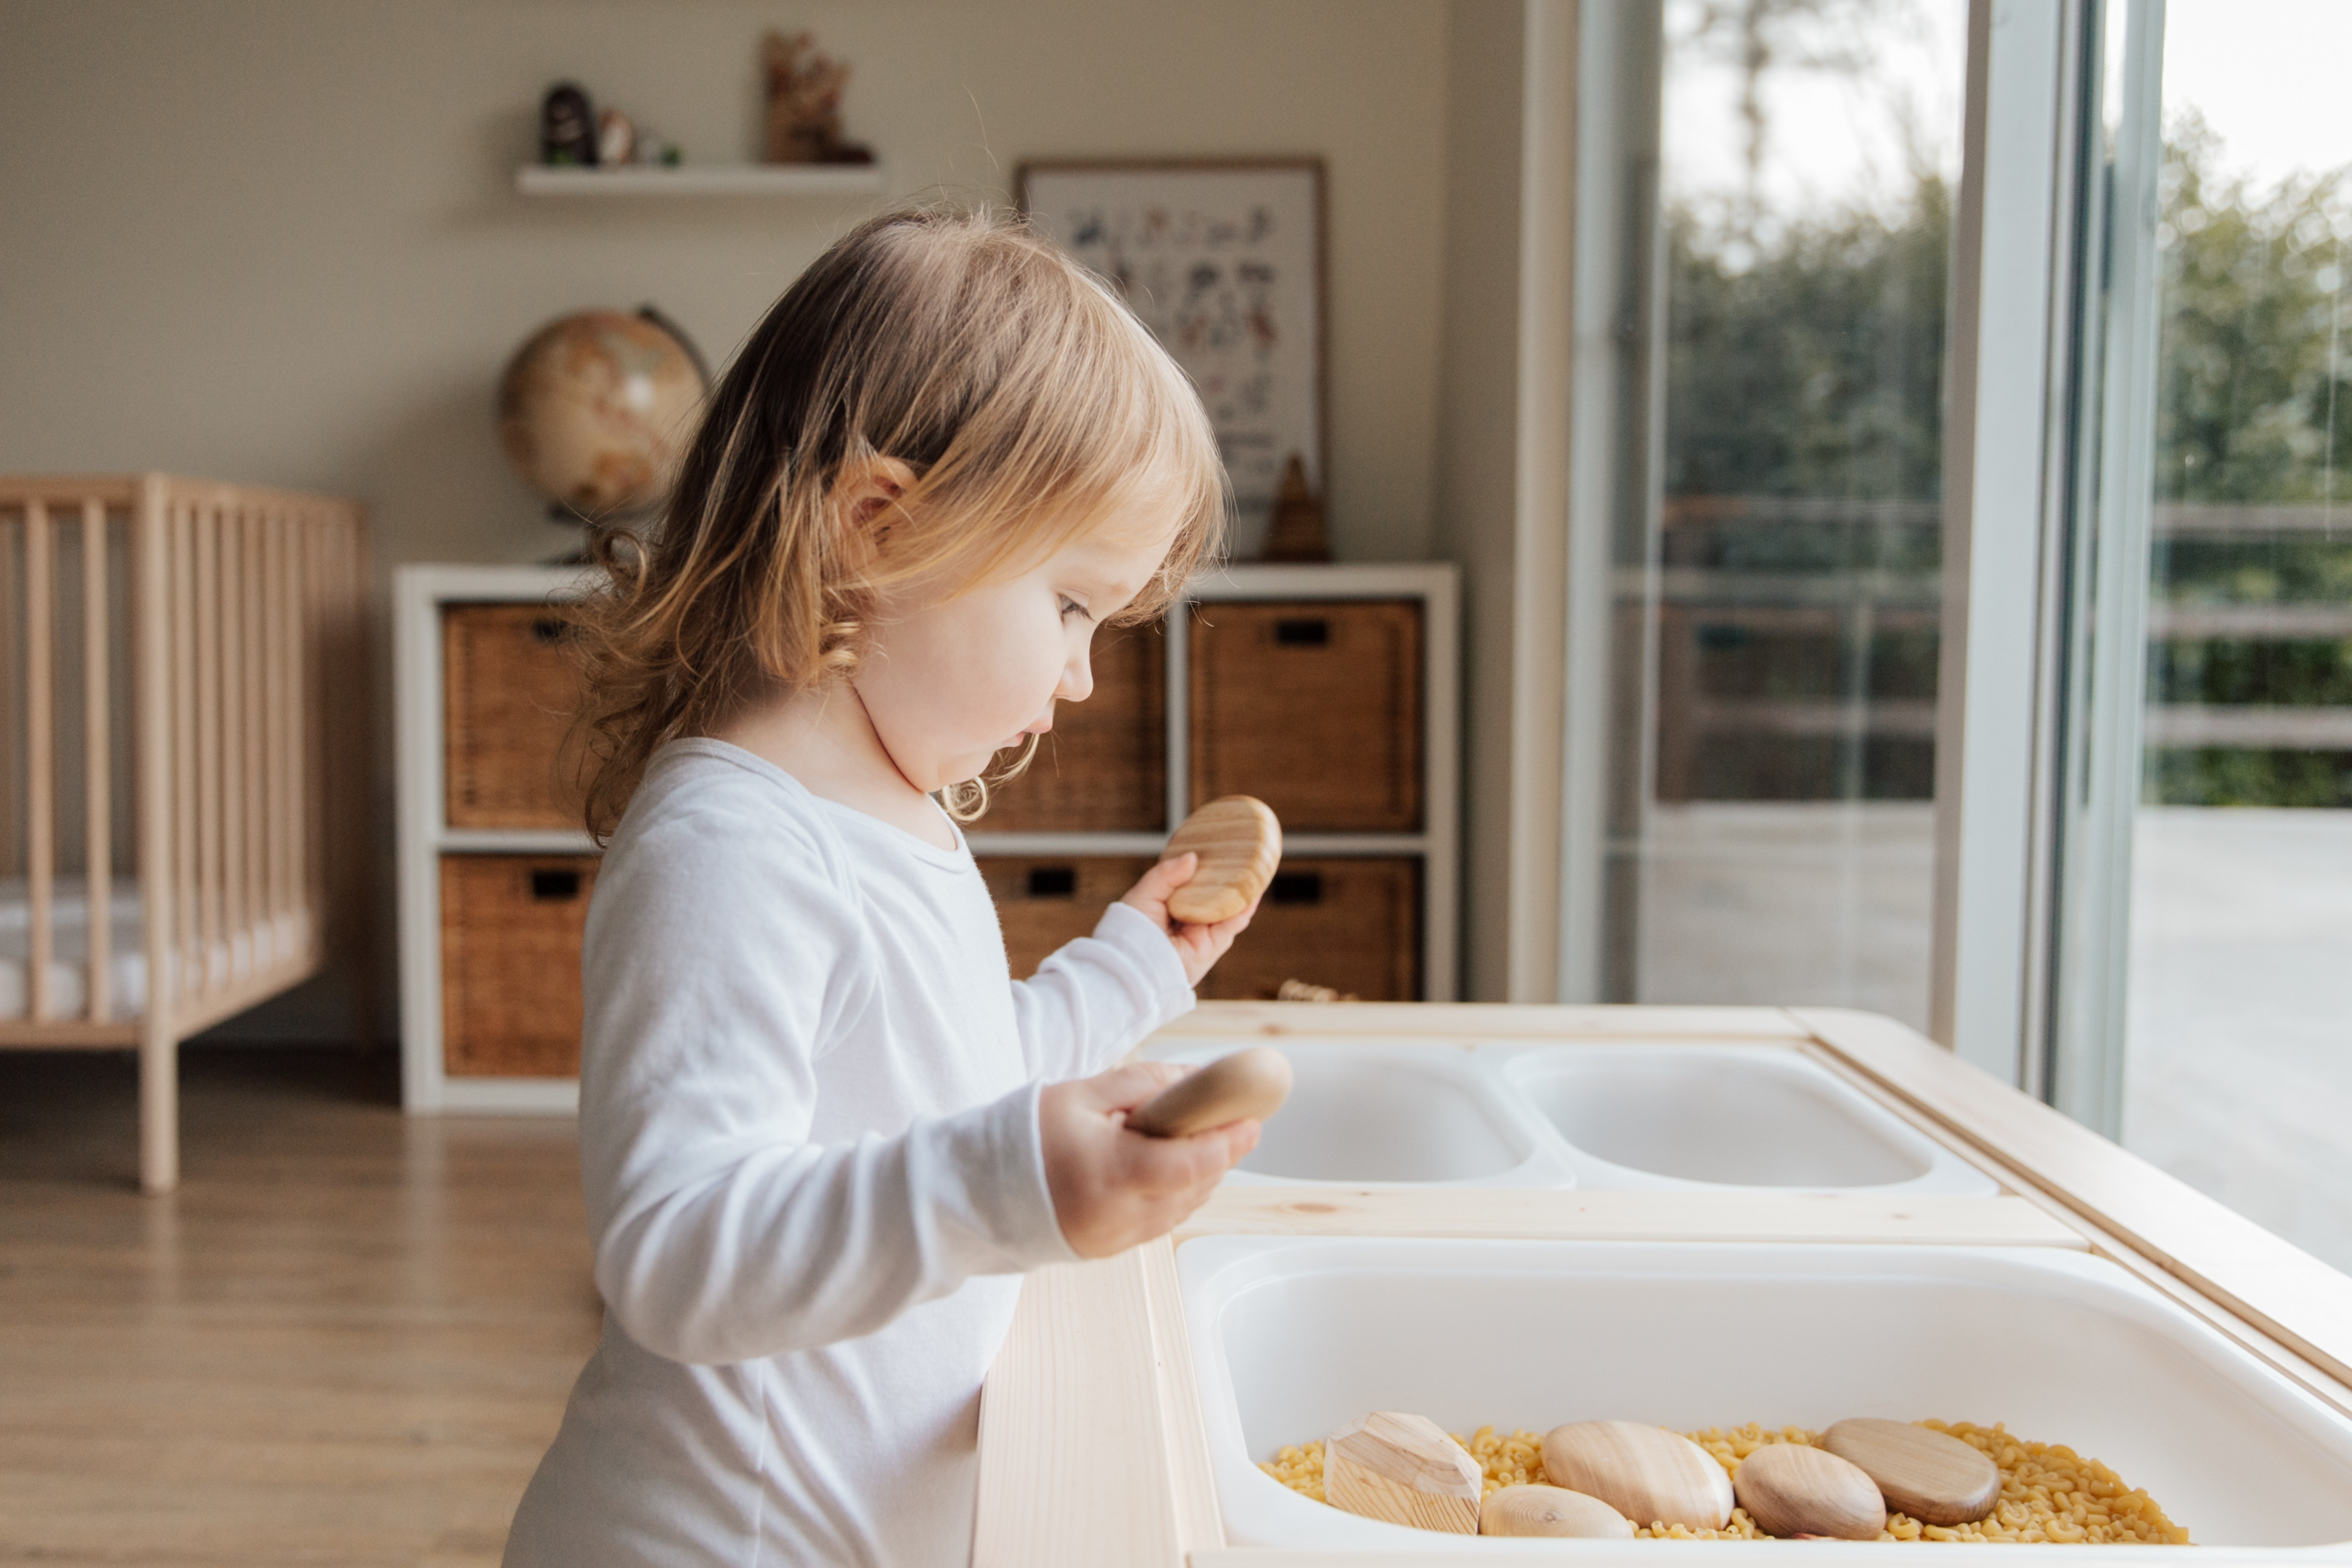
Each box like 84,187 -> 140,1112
1260,452 -> 1331,562
761,30 -> 873,165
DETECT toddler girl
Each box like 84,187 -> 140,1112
503,210 -> 1260,1567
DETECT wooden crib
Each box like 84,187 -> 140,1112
0,475 -> 368,1193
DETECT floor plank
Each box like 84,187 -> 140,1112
0,1049 -> 596,1567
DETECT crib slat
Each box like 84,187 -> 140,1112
293,516 -> 319,952
246,507 -> 267,952
195,500 -> 220,997
172,497 -> 198,1010
83,498 -> 112,1021
25,499 -> 54,1022
0,510 -> 18,882
135,473 -> 180,1193
219,504 -> 244,976
271,508 -> 295,936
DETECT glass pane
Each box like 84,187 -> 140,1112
1613,0 -> 1967,1027
2125,0 -> 2352,1270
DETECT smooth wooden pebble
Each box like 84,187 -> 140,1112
1127,1048 -> 1293,1138
1480,1484 -> 1636,1538
1323,1410 -> 1483,1535
1541,1420 -> 1734,1531
1732,1442 -> 1887,1540
1822,1418 -> 2001,1526
1161,795 -> 1282,923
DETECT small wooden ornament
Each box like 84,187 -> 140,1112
1161,795 -> 1282,924
539,82 -> 598,167
1821,1418 -> 2001,1527
1479,1484 -> 1635,1539
1127,1048 -> 1293,1138
1323,1411 -> 1483,1535
1259,451 -> 1331,563
596,107 -> 636,168
1541,1421 -> 1734,1531
1732,1442 -> 1887,1540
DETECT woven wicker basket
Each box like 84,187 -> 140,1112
443,603 -> 587,830
439,854 -> 597,1076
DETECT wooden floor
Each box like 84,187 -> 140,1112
0,1048 -> 598,1567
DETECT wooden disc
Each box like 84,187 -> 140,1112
1126,1048 -> 1293,1138
1540,1421 -> 1734,1531
1324,1410 -> 1482,1535
1162,795 -> 1281,924
1821,1418 -> 2001,1527
1732,1442 -> 1887,1540
1479,1484 -> 1635,1538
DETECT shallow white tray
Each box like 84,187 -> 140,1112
1142,1039 -> 1996,1196
1180,1235 -> 2352,1556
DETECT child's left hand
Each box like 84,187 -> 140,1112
1119,853 -> 1258,987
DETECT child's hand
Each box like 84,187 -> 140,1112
1039,1062 -> 1260,1259
1119,853 -> 1259,987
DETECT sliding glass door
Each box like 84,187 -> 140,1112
1569,0 -> 2350,1273
2097,0 -> 2352,1271
1601,0 -> 1968,1030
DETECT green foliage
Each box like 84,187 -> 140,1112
2150,637 -> 2352,707
2142,116 -> 2352,806
1665,175 -> 1951,503
2155,113 -> 2352,507
2145,748 -> 2352,808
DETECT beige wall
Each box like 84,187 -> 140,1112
1433,0 -> 1526,1004
0,0 -> 1447,565
0,0 -> 1530,1028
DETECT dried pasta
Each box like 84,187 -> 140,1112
1258,1418 -> 2191,1545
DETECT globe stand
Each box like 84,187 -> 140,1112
538,500 -> 661,568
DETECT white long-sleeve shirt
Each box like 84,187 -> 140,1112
502,738 -> 1195,1568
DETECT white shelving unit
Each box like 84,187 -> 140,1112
965,563 -> 1461,1003
396,560 -> 1460,1112
396,564 -> 595,1114
514,164 -> 888,197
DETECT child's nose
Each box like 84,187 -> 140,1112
1060,646 -> 1095,703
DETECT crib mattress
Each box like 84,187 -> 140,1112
0,877 -> 302,1023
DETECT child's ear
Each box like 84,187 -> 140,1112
829,456 -> 920,563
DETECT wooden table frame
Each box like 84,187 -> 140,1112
972,1003 -> 2352,1567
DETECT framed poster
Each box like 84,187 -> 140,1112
1020,158 -> 1326,558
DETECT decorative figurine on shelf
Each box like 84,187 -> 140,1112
761,30 -> 874,165
596,107 -> 636,168
1259,452 -> 1331,562
541,82 -> 599,166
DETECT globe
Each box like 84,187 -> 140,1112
497,308 -> 706,517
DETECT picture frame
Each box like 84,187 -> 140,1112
1018,158 -> 1328,559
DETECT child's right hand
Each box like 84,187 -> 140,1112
1039,1062 -> 1259,1258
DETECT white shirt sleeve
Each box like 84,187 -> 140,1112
575,799 -> 1077,1368
1010,900 -> 1198,1081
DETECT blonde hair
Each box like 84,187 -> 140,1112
571,208 -> 1229,841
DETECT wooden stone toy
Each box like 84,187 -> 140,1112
1732,1442 -> 1887,1540
1323,1410 -> 1483,1535
1541,1421 -> 1734,1531
1822,1418 -> 2002,1526
1161,795 -> 1281,924
1127,1047 -> 1292,1138
1479,1484 -> 1636,1538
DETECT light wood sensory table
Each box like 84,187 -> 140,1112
972,1003 -> 2352,1568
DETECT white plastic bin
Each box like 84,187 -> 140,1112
1142,1039 -> 1996,1196
1180,1235 -> 2352,1556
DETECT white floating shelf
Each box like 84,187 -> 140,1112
515,163 -> 887,197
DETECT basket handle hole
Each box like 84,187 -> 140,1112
1268,871 -> 1323,905
529,868 -> 581,901
1273,618 -> 1330,648
1025,866 -> 1077,898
